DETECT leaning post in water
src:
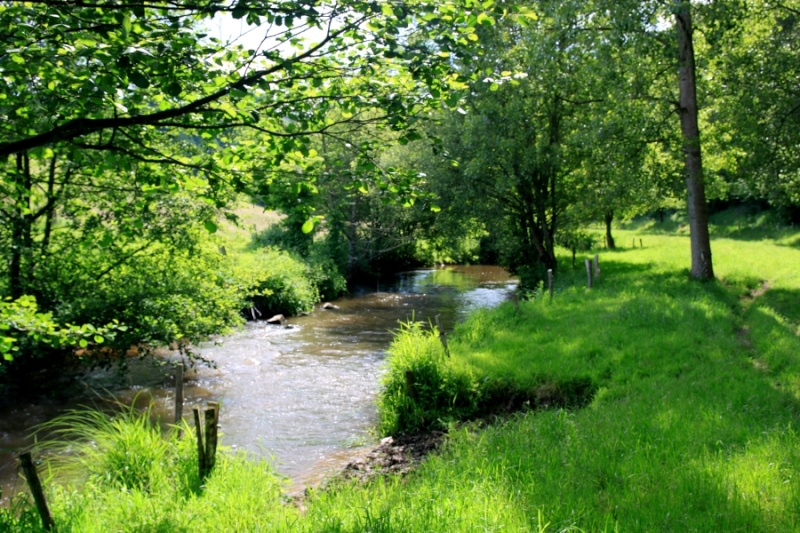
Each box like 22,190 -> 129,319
19,452 -> 55,531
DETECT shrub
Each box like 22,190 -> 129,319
377,321 -> 480,435
237,247 -> 319,316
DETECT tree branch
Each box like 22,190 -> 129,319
0,16 -> 363,157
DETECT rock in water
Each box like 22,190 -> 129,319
266,314 -> 286,326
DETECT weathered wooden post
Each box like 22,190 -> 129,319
174,364 -> 184,425
547,269 -> 554,301
435,314 -> 450,357
193,402 -> 220,480
639,238 -> 643,248
193,405 -> 206,479
585,259 -> 593,289
204,402 -> 219,475
593,254 -> 600,278
18,452 -> 54,531
632,238 -> 636,249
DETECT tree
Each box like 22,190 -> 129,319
0,0 -> 494,378
709,0 -> 800,216
675,0 -> 714,279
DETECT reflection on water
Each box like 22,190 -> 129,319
0,266 -> 515,501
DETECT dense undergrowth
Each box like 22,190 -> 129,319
4,217 -> 800,531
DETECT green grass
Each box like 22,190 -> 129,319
6,217 -> 800,531
304,227 -> 800,531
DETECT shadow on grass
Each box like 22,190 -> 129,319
757,287 -> 800,325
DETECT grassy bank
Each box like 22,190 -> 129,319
5,222 -> 800,531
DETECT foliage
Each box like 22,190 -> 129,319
0,0 -> 498,382
237,246 -> 321,317
0,295 -> 125,366
709,0 -> 800,213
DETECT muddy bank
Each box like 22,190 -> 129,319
338,431 -> 446,483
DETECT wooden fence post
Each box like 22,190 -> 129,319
18,453 -> 54,531
174,364 -> 184,425
193,402 -> 220,480
585,259 -> 593,289
193,405 -> 206,479
204,402 -> 219,475
639,238 -> 643,248
547,269 -> 554,301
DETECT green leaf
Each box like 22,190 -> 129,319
301,218 -> 315,234
204,220 -> 218,233
476,13 -> 494,26
129,71 -> 150,89
164,81 -> 182,97
381,4 -> 394,16
79,339 -> 88,348
122,15 -> 132,38
94,335 -> 104,344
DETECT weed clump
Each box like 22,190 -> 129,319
377,320 -> 598,436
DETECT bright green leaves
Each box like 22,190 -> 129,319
121,14 -> 132,38
204,220 -> 219,234
0,296 -> 124,363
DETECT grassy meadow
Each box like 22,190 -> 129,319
3,216 -> 800,531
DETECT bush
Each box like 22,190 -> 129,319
237,247 -> 320,316
377,321 -> 480,435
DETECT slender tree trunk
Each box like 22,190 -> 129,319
675,1 -> 714,280
604,211 -> 616,249
9,153 -> 33,299
40,155 -> 59,258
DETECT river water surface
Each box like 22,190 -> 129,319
0,265 -> 515,502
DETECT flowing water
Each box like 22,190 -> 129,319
0,265 -> 515,502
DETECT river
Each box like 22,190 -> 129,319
0,265 -> 515,502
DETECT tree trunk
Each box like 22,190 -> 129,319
604,211 -> 616,249
9,153 -> 33,299
675,1 -> 714,280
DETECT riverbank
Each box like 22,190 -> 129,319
4,224 -> 800,531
